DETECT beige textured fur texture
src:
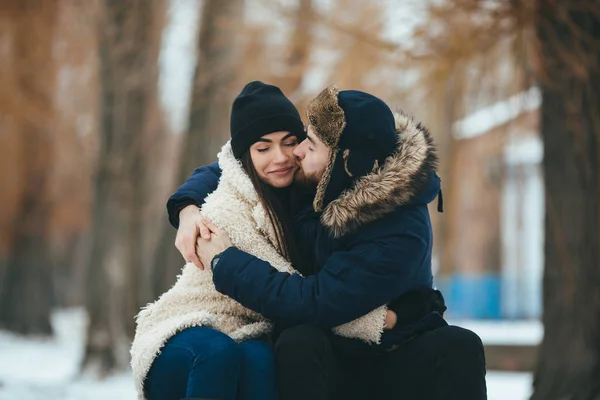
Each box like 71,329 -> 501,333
313,148 -> 338,212
306,84 -> 345,148
307,84 -> 346,212
320,111 -> 438,238
130,141 -> 386,399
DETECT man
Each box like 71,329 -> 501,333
170,85 -> 486,399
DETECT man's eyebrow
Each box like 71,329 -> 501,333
307,135 -> 316,145
282,132 -> 295,141
256,138 -> 272,143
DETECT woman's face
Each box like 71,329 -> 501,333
249,131 -> 299,188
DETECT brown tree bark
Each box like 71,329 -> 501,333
47,0 -> 101,310
273,0 -> 313,97
152,0 -> 244,298
532,2 -> 600,399
435,72 -> 460,277
0,1 -> 59,335
83,0 -> 164,374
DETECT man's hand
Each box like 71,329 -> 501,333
384,309 -> 397,330
196,219 -> 234,270
175,205 -> 213,270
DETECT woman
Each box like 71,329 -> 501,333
130,82 -> 387,400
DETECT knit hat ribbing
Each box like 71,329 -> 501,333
230,81 -> 305,159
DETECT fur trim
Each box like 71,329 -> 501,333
306,84 -> 345,148
313,148 -> 338,212
217,141 -> 258,203
130,141 -> 387,399
307,85 -> 346,212
332,304 -> 387,344
321,111 -> 438,238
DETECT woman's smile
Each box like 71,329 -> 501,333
269,166 -> 295,176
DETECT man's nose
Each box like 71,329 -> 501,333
293,143 -> 305,159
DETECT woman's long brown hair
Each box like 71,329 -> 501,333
240,151 -> 301,267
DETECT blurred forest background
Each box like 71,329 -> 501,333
0,0 -> 599,399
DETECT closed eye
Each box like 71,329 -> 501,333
257,148 -> 269,153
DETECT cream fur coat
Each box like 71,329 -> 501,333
130,142 -> 387,399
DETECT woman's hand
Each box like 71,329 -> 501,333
195,218 -> 234,269
175,206 -> 214,270
384,309 -> 397,330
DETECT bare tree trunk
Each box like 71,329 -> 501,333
83,0 -> 163,375
437,73 -> 459,277
274,0 -> 313,98
153,0 -> 244,297
325,0 -> 386,90
532,2 -> 600,399
48,0 -> 102,310
128,0 -> 166,317
0,1 -> 58,335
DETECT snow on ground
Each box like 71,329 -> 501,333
0,309 -> 86,385
450,319 -> 542,346
0,309 -> 135,400
487,371 -> 532,400
0,374 -> 135,400
0,309 -> 533,400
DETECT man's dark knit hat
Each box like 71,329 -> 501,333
230,81 -> 306,159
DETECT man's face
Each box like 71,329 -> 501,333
293,126 -> 330,186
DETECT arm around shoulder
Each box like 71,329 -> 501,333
167,162 -> 222,228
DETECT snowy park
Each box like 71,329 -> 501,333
1,0 -> 598,399
0,309 -> 536,400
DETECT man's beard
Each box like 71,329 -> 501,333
294,167 -> 321,191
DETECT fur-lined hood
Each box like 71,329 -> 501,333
320,112 -> 438,238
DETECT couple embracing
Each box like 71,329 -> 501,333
130,81 -> 487,400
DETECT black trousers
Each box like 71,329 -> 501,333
274,324 -> 487,400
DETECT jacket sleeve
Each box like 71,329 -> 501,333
166,162 -> 222,228
212,232 -> 428,328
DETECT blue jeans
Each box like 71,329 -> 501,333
144,326 -> 277,400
